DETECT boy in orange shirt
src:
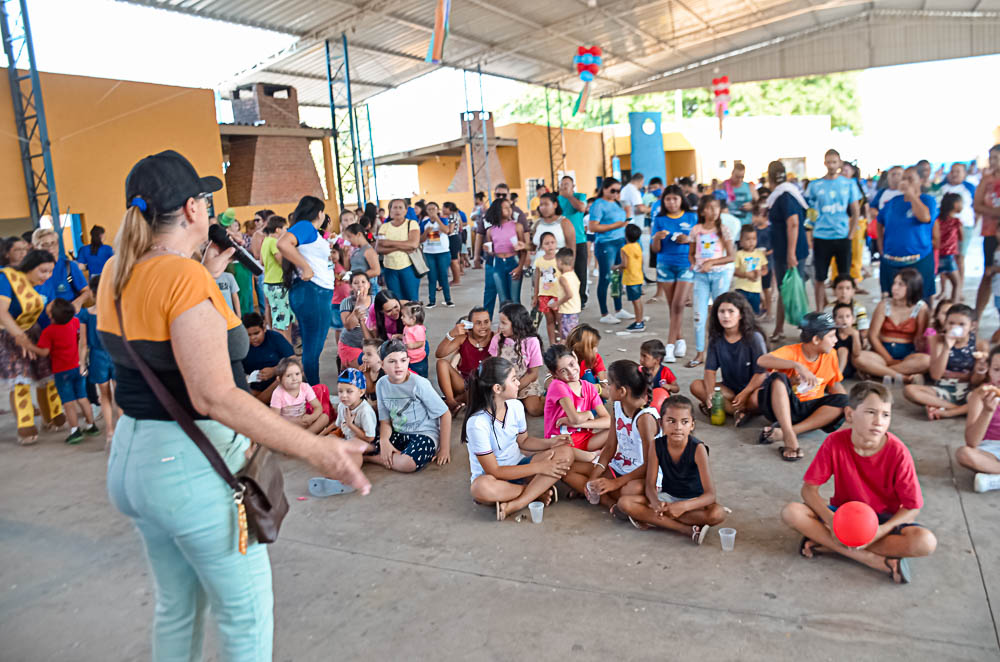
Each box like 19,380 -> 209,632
757,312 -> 848,461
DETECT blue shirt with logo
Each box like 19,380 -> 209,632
651,211 -> 697,267
805,176 -> 861,239
877,193 -> 937,259
588,197 -> 626,244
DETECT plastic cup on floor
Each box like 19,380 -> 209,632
528,501 -> 544,523
719,527 -> 736,551
585,481 -> 601,505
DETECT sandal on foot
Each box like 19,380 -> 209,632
685,359 -> 703,369
698,402 -> 712,418
610,503 -> 629,521
734,411 -> 752,428
692,525 -> 711,545
778,445 -> 804,461
17,435 -> 39,446
769,330 -> 784,344
548,486 -> 559,505
885,557 -> 911,584
799,537 -> 818,559
628,516 -> 650,530
758,426 -> 775,445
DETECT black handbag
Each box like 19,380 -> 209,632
114,299 -> 288,553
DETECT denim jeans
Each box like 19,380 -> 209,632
595,239 -> 625,315
424,251 -> 452,304
491,255 -> 523,309
254,272 -> 267,315
483,258 -> 498,318
107,416 -> 272,662
383,265 -> 420,302
693,269 -> 729,352
289,279 -> 333,385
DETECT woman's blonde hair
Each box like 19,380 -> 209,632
110,204 -> 185,299
31,227 -> 56,246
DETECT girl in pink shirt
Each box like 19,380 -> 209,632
270,357 -> 330,433
401,301 -> 428,377
488,303 -> 545,415
542,344 -> 610,450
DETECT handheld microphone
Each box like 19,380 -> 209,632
208,224 -> 264,276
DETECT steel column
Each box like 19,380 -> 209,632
324,38 -> 346,210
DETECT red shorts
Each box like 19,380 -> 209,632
569,429 -> 594,449
537,295 -> 557,314
338,343 -> 363,367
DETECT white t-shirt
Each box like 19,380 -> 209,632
609,400 -> 659,476
938,181 -> 977,228
621,183 -> 645,226
422,218 -> 451,254
466,399 -> 527,483
336,400 -> 377,441
288,220 -> 335,290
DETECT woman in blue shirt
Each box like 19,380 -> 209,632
588,178 -> 629,324
277,195 -> 334,386
877,166 -> 937,301
78,225 -> 114,277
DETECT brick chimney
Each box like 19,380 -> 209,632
225,84 -> 324,206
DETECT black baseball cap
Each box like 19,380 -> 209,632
125,150 -> 222,213
799,311 -> 838,341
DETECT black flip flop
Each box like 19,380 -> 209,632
799,537 -> 818,559
778,445 -> 803,461
758,427 -> 775,445
734,411 -> 753,428
698,402 -> 712,418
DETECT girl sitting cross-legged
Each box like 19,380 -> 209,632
542,344 -> 611,452
465,357 -> 576,521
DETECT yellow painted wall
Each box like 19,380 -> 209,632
0,69 -> 227,245
666,150 -> 697,183
416,156 -> 462,194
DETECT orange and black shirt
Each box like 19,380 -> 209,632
97,255 -> 249,420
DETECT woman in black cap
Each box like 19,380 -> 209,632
99,150 -> 369,660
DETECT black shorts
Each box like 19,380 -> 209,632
449,233 -> 461,259
757,372 -> 847,430
985,235 -> 998,267
813,237 -> 851,282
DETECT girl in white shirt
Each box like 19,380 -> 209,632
465,356 -> 576,521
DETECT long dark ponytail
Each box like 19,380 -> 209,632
88,225 -> 105,254
462,357 -> 515,444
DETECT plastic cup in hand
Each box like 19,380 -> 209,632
528,501 -> 544,523
585,481 -> 601,505
719,527 -> 736,551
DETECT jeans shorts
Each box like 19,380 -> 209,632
87,348 -> 114,385
977,440 -> 1000,461
626,284 -> 643,301
330,305 -> 344,330
656,262 -> 694,283
54,367 -> 87,403
938,254 -> 958,274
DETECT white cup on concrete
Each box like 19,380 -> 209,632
528,501 -> 544,523
719,527 -> 736,551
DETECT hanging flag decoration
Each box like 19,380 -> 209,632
425,0 -> 452,64
712,75 -> 731,138
572,46 -> 602,116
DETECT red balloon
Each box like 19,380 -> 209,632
578,46 -> 586,55
592,46 -> 602,56
585,63 -> 599,74
576,63 -> 586,72
712,77 -> 720,85
832,501 -> 878,547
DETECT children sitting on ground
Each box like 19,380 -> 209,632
553,247 -> 582,340
928,299 -> 952,338
565,323 -> 607,388
617,395 -> 726,544
781,382 -> 937,584
542,345 -> 610,451
731,225 -> 768,315
687,195 -> 735,369
853,269 -> 931,384
360,338 -> 383,406
833,303 -> 862,380
689,292 -> 767,427
323,368 -> 377,445
77,274 -> 116,447
825,275 -> 869,345
32,298 -> 100,444
563,360 -> 659,512
532,232 -> 562,344
435,307 -> 494,414
373,339 -> 452,471
269,356 -> 330,434
957,349 -> 1000,493
401,301 -> 428,377
464,356 -> 575,521
637,339 -> 678,413
903,303 -> 988,420
489,303 -> 546,416
757,312 -> 848,461
616,224 -> 646,331
934,192 -> 963,303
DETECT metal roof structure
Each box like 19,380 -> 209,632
120,0 -> 1000,106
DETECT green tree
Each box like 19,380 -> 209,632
496,72 -> 862,134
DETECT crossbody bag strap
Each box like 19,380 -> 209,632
114,298 -> 242,494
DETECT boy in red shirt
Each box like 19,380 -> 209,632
781,382 -> 937,584
31,298 -> 99,444
757,311 -> 848,460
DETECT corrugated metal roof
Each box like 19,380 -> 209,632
119,0 -> 1000,105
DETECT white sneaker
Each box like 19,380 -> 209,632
600,314 -> 621,325
974,472 -> 1000,493
615,309 -> 635,320
664,344 -> 677,363
675,339 -> 687,357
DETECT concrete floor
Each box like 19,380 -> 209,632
2,262 -> 999,661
